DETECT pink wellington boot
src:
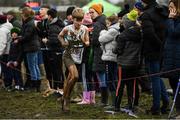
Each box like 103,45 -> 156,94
77,91 -> 91,104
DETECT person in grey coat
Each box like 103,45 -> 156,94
99,15 -> 119,108
0,15 -> 13,90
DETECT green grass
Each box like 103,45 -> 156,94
0,88 -> 171,119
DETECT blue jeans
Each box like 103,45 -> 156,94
145,60 -> 169,109
38,51 -> 44,65
96,71 -> 106,88
26,52 -> 41,80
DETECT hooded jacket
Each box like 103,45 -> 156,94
115,25 -> 141,67
0,22 -> 13,55
47,17 -> 65,52
21,17 -> 41,53
99,22 -> 119,62
139,1 -> 168,61
162,17 -> 180,78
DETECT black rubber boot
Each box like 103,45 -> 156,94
100,87 -> 108,107
111,91 -> 116,106
114,95 -> 121,112
36,80 -> 41,92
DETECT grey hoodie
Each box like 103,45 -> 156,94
99,23 -> 119,62
0,22 -> 13,55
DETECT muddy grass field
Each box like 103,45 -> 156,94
0,87 -> 172,119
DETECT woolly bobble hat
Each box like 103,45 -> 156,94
122,14 -> 136,29
127,9 -> 138,21
82,13 -> 93,25
11,27 -> 21,35
141,0 -> 156,4
134,2 -> 144,11
90,3 -> 102,15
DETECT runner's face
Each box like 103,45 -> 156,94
73,18 -> 82,29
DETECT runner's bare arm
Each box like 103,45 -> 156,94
58,28 -> 69,47
82,28 -> 89,46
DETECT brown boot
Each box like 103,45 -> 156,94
39,64 -> 46,80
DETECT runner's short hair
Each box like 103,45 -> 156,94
72,8 -> 84,20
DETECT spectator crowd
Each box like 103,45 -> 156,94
0,0 -> 179,118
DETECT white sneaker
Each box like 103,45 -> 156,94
15,85 -> 20,90
20,87 -> 24,91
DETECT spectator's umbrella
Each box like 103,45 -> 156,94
82,0 -> 121,16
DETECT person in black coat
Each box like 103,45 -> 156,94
114,10 -> 141,111
45,8 -> 65,89
36,5 -> 51,90
20,7 -> 41,92
139,0 -> 169,115
162,0 -> 180,117
7,27 -> 24,90
89,3 -> 108,106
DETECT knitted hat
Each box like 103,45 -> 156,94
122,14 -> 136,29
47,8 -> 57,18
11,27 -> 21,35
134,2 -> 144,11
82,13 -> 93,25
98,3 -> 104,13
90,3 -> 102,15
141,0 -> 156,4
127,9 -> 138,21
66,6 -> 75,16
0,15 -> 7,24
